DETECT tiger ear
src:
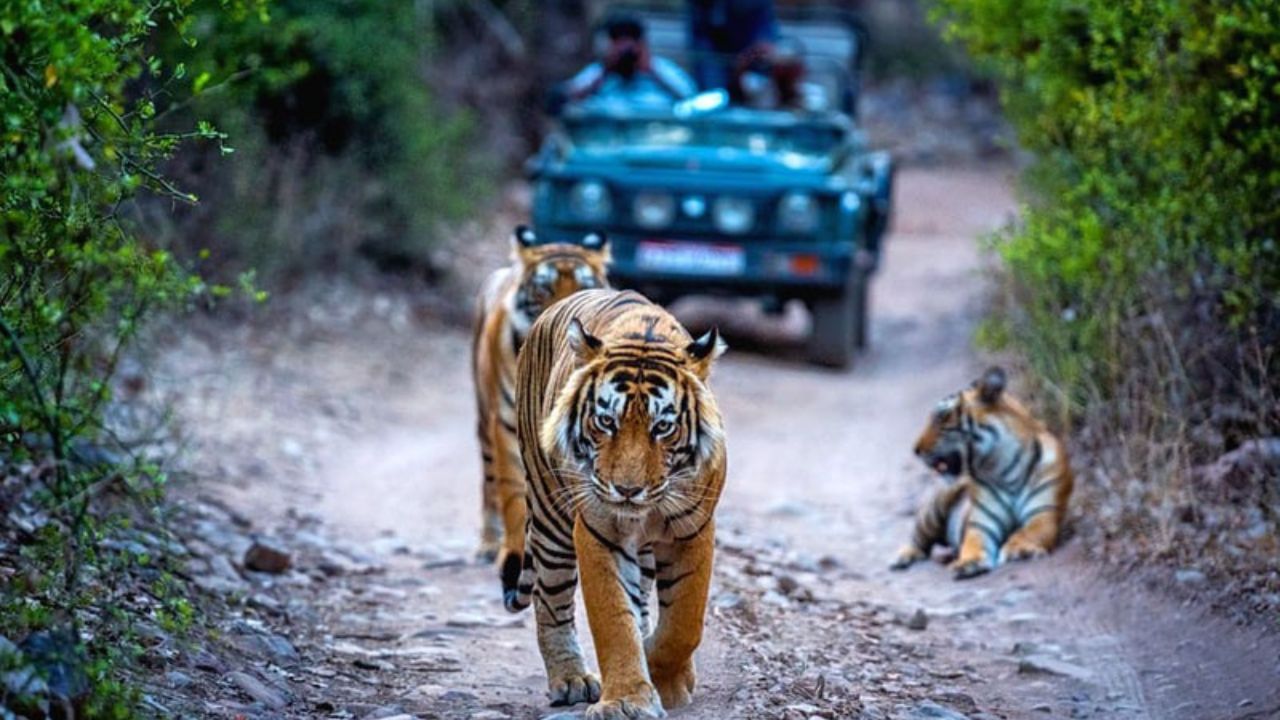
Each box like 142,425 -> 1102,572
581,231 -> 612,264
567,318 -> 603,364
513,225 -> 538,248
512,225 -> 539,264
685,327 -> 726,380
976,366 -> 1006,405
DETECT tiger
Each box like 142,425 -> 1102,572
506,288 -> 727,719
890,366 -> 1073,579
472,226 -> 610,562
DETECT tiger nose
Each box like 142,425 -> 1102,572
614,484 -> 644,499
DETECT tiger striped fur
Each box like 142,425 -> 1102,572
472,226 -> 609,563
891,367 -> 1073,579
508,289 -> 727,719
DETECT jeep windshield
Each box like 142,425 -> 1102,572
562,110 -> 848,163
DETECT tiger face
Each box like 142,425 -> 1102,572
914,366 -> 1012,479
543,317 -> 726,518
513,227 -> 609,320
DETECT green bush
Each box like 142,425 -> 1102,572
2,0 -> 220,711
933,0 -> 1279,416
155,0 -> 484,285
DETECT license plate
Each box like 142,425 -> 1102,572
635,241 -> 745,276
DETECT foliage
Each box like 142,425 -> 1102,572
153,0 -> 483,285
1,0 -> 218,712
933,0 -> 1279,415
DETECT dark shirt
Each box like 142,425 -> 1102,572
687,0 -> 780,90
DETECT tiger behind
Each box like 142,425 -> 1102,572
472,226 -> 609,562
508,289 -> 727,719
891,367 -> 1073,579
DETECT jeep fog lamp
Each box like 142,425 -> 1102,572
713,196 -> 754,235
569,180 -> 612,222
778,192 -> 819,233
633,192 -> 675,229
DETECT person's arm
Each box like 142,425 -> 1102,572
564,62 -> 606,101
650,57 -> 698,99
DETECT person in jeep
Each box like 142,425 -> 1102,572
560,13 -> 697,110
687,0 -> 809,109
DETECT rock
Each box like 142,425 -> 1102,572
539,713 -> 582,720
232,632 -> 298,666
439,689 -> 479,703
470,711 -> 510,720
1031,703 -> 1052,713
244,539 -> 292,574
360,705 -> 407,719
165,671 -> 192,689
906,609 -> 929,631
905,702 -> 970,719
1017,655 -> 1092,681
227,671 -> 287,709
353,657 -> 396,672
18,629 -> 89,706
1174,569 -> 1206,585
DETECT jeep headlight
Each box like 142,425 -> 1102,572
778,192 -> 819,234
569,180 -> 612,223
713,196 -> 754,235
633,192 -> 675,229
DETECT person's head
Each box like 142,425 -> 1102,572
604,13 -> 648,79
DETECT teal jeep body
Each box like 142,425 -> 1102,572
527,9 -> 893,367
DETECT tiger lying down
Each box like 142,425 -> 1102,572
892,367 -> 1073,579
506,289 -> 727,719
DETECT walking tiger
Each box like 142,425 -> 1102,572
506,289 -> 727,719
472,226 -> 609,563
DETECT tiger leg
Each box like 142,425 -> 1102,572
950,485 -> 1003,579
476,415 -> 503,562
891,481 -> 966,570
574,520 -> 664,720
645,526 -> 714,711
528,525 -> 599,707
1000,509 -> 1059,562
637,545 -> 655,638
493,398 -> 527,586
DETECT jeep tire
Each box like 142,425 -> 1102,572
807,272 -> 867,368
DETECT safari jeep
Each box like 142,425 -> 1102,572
527,8 -> 893,368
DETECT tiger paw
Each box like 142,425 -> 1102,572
548,670 -> 601,706
1000,541 -> 1049,563
586,684 -> 666,719
651,661 -> 696,709
949,556 -> 992,579
890,545 -> 926,570
474,540 -> 500,564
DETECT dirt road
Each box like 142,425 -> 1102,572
163,167 -> 1280,720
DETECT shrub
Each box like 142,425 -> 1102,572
154,0 -> 485,286
2,0 -> 218,710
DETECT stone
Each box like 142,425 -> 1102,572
1174,569 -> 1206,585
353,658 -> 396,672
227,671 -> 287,709
244,539 -> 292,574
906,609 -> 929,631
470,711 -> 511,720
1017,655 -> 1092,682
905,702 -> 970,719
360,705 -> 406,719
439,689 -> 479,703
165,670 -> 193,689
538,713 -> 582,720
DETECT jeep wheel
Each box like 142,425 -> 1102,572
807,274 -> 866,368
